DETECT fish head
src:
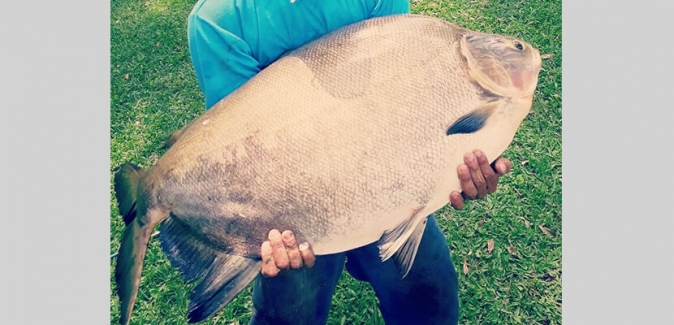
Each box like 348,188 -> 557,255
460,32 -> 542,100
445,30 -> 543,161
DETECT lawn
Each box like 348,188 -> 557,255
110,0 -> 562,324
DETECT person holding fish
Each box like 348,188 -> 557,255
187,0 -> 513,324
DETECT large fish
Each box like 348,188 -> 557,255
113,14 -> 542,325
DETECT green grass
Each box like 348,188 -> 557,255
110,0 -> 562,324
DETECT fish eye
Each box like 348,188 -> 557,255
514,41 -> 524,51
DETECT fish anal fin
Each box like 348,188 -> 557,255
160,217 -> 217,283
378,206 -> 429,278
187,254 -> 261,323
159,217 -> 261,323
446,100 -> 502,135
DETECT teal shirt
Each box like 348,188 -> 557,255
187,0 -> 410,109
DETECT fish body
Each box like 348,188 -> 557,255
113,14 -> 542,324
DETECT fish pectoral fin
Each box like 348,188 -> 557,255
378,206 -> 429,278
159,217 -> 261,323
446,100 -> 503,135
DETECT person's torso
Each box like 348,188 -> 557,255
191,0 -> 385,67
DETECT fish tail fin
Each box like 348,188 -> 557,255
113,163 -> 146,225
115,208 -> 169,325
159,217 -> 261,323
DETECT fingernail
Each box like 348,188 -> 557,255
299,242 -> 309,251
498,162 -> 506,173
282,231 -> 293,240
467,153 -> 475,163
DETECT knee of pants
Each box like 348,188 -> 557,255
250,253 -> 346,325
345,215 -> 460,324
377,275 -> 459,325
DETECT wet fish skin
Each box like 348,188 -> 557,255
113,14 -> 541,324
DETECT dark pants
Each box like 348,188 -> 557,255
250,215 -> 459,325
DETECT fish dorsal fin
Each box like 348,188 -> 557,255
378,206 -> 429,277
159,217 -> 261,323
161,127 -> 186,150
446,100 -> 501,135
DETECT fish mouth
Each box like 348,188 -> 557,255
512,48 -> 542,99
461,33 -> 542,99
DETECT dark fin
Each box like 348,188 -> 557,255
161,128 -> 186,150
159,217 -> 262,323
160,217 -> 217,283
187,255 -> 261,323
378,206 -> 428,278
446,101 -> 501,135
115,207 -> 170,325
113,163 -> 145,225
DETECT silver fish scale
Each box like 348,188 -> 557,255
152,15 -> 503,256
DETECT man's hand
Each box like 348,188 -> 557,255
449,150 -> 512,210
260,229 -> 316,277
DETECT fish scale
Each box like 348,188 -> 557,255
113,14 -> 542,324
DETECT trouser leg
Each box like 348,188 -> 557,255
345,215 -> 460,325
249,252 -> 346,325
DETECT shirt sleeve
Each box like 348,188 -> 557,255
188,12 -> 262,109
370,0 -> 411,18
187,0 -> 411,110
